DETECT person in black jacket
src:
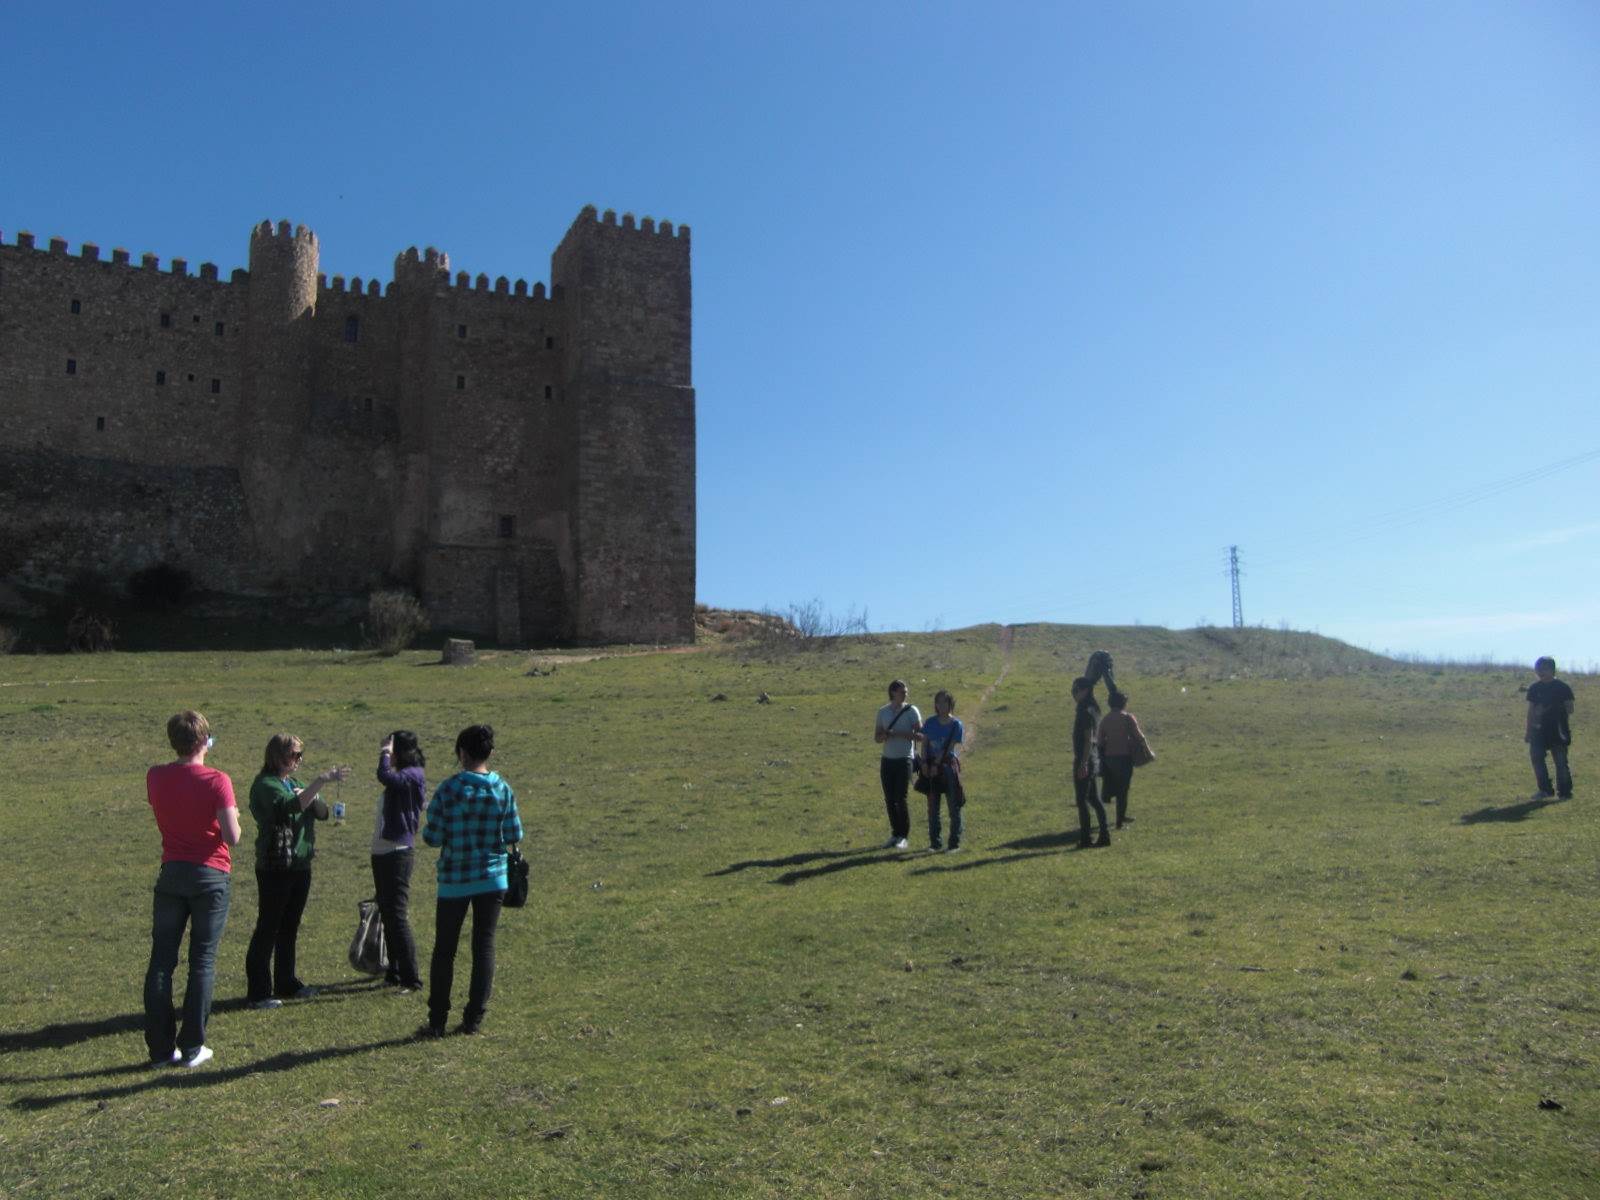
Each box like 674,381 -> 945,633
1071,677 -> 1110,848
1525,657 -> 1575,800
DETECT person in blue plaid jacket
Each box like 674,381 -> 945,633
419,723 -> 523,1036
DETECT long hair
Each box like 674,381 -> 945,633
390,729 -> 425,769
260,732 -> 303,777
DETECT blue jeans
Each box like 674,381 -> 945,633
1529,734 -> 1573,798
927,774 -> 964,849
144,861 -> 231,1061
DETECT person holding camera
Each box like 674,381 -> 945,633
245,734 -> 351,1008
373,730 -> 428,992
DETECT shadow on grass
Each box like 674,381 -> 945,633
9,1036 -> 418,1110
772,851 -> 911,886
995,831 -> 1077,852
0,979 -> 387,1056
1458,797 -> 1565,825
909,849 -> 1062,876
708,847 -> 878,877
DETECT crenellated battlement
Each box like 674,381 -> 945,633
576,204 -> 689,241
2,229 -> 237,289
251,219 -> 318,248
2,221 -> 583,305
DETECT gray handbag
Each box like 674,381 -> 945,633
347,898 -> 388,976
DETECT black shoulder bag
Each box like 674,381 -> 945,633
504,848 -> 529,908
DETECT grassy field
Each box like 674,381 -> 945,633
0,626 -> 1595,1198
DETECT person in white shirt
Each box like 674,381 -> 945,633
873,679 -> 922,850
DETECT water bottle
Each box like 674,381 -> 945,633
334,802 -> 346,825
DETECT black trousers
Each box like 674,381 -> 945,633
430,890 -> 504,1028
372,850 -> 422,987
879,757 -> 912,839
1074,771 -> 1108,839
246,868 -> 312,1000
1101,755 -> 1134,826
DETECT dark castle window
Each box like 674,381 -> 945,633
344,315 -> 360,344
498,515 -> 515,539
456,375 -> 466,391
156,370 -> 166,385
96,416 -> 105,431
457,324 -> 467,339
544,385 -> 553,399
66,359 -> 76,375
70,299 -> 81,314
215,321 -> 225,337
364,397 -> 373,412
160,312 -> 171,328
545,336 -> 554,349
211,378 -> 221,394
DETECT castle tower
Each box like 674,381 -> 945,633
551,207 -> 695,643
388,245 -> 450,585
240,220 -> 319,581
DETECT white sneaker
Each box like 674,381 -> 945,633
882,836 -> 900,848
892,838 -> 909,850
251,998 -> 284,1010
180,1045 -> 214,1068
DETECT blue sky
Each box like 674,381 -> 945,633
4,1 -> 1597,666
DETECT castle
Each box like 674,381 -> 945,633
0,206 -> 695,644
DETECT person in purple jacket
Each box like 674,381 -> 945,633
374,730 -> 428,991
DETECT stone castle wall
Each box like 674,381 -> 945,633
0,208 -> 695,643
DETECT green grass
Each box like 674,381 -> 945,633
1,627 -> 1595,1198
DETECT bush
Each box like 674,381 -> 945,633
744,599 -> 870,657
366,590 -> 429,656
66,608 -> 115,653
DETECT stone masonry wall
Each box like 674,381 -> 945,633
0,210 -> 694,644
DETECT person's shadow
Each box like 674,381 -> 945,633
0,979 -> 385,1056
8,1035 -> 418,1110
1458,796 -> 1564,825
707,847 -> 878,878
908,830 -> 1087,876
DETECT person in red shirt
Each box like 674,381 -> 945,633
144,710 -> 242,1068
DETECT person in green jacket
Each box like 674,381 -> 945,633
244,733 -> 350,1008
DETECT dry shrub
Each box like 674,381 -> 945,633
66,608 -> 115,653
366,590 -> 429,656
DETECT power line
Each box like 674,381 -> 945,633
1229,545 -> 1243,628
